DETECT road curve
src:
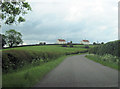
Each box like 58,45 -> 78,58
34,54 -> 118,87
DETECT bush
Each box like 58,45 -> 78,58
2,50 -> 63,73
2,50 -> 33,73
89,40 -> 120,57
2,45 -> 88,73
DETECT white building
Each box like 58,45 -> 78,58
80,40 -> 90,45
57,39 -> 66,44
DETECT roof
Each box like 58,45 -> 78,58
58,39 -> 66,41
82,40 -> 89,42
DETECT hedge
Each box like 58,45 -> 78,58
88,40 -> 120,57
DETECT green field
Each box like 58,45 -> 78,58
3,45 -> 88,73
3,45 -> 88,53
2,45 -> 90,88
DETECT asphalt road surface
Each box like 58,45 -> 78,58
35,54 -> 118,87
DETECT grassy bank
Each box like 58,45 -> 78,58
3,55 -> 67,88
86,54 -> 119,70
2,45 -> 90,88
3,45 -> 88,73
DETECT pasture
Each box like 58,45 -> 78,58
2,44 -> 91,88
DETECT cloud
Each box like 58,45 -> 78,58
2,0 -> 118,44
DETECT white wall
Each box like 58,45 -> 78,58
57,40 -> 66,44
81,41 -> 89,45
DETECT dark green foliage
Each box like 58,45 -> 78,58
0,34 -> 7,48
39,42 -> 43,45
93,42 -> 96,45
2,50 -> 63,73
39,42 -> 46,45
43,42 -> 46,45
89,40 -> 120,57
2,50 -> 32,73
101,42 -> 104,44
2,45 -> 88,73
1,1 -> 31,25
5,29 -> 23,47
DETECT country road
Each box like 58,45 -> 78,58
35,54 -> 118,87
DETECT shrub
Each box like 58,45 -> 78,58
2,50 -> 64,73
89,40 -> 120,57
2,45 -> 88,73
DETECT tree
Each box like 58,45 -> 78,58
5,29 -> 23,47
39,42 -> 43,45
43,42 -> 46,45
101,42 -> 104,44
69,41 -> 73,47
93,42 -> 96,45
70,41 -> 72,44
1,34 -> 7,48
1,0 -> 31,25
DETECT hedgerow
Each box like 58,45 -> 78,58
88,40 -> 120,57
2,46 -> 88,73
2,50 -> 64,73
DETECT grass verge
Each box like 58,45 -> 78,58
85,54 -> 119,70
2,56 -> 67,88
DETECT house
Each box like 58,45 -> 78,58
80,40 -> 89,45
57,39 -> 66,44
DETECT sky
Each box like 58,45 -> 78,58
2,0 -> 118,44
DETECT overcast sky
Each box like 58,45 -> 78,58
2,0 -> 118,44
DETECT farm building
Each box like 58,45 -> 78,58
80,40 -> 90,45
57,39 -> 66,44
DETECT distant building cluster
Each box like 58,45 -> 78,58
56,39 -> 90,45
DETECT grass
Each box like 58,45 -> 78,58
3,44 -> 96,53
3,45 -> 87,53
2,55 -> 68,88
2,45 -> 89,73
86,54 -> 119,70
2,45 -> 94,88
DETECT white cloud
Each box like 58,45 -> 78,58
2,0 -> 118,44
